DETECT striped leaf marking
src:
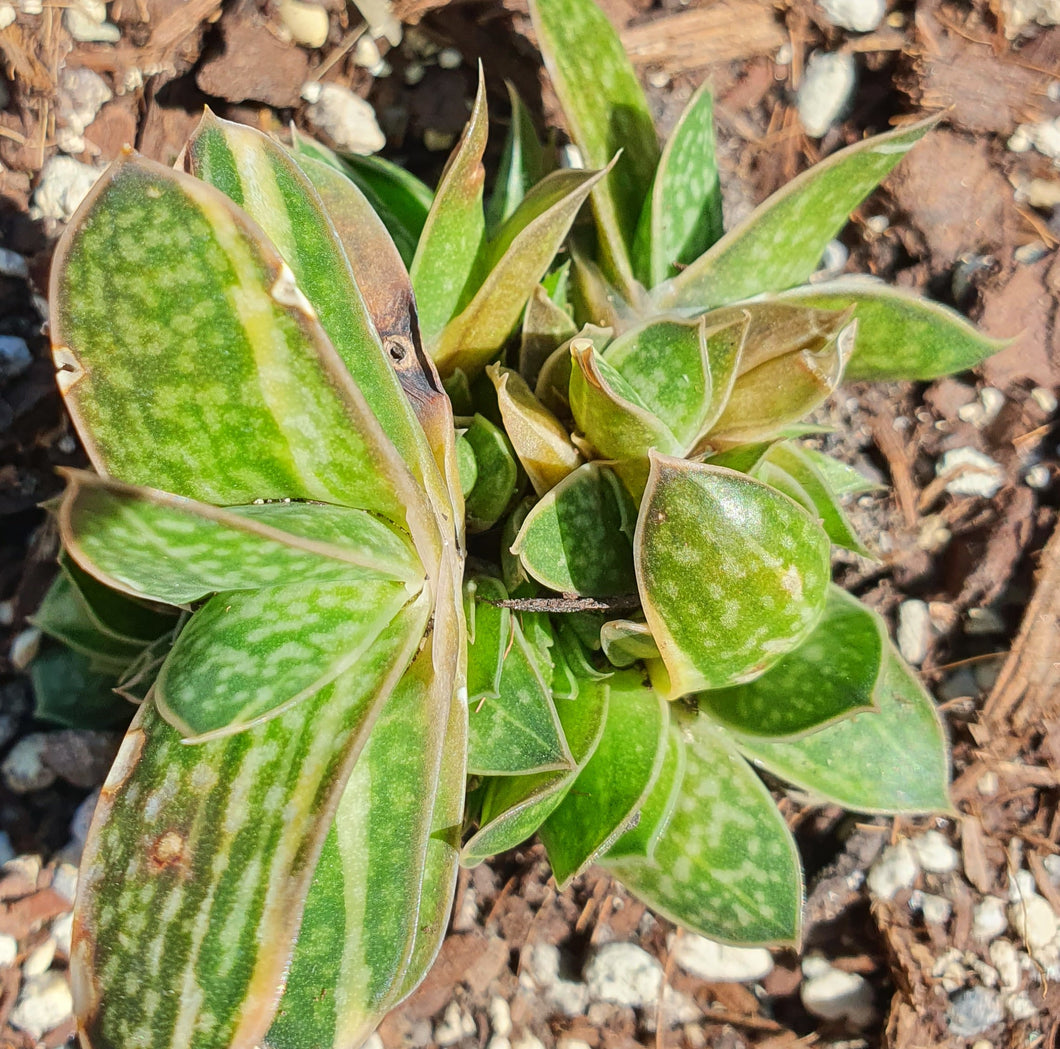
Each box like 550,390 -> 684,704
636,453 -> 831,697
602,707 -> 803,946
662,118 -> 936,311
58,471 -> 423,606
72,596 -> 429,1049
50,156 -> 418,527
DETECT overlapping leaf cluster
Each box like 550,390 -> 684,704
40,0 -> 998,1046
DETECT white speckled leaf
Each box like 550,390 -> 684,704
636,453 -> 831,697
733,645 -> 952,813
59,471 -> 422,606
661,118 -> 935,310
156,579 -> 414,739
603,705 -> 802,945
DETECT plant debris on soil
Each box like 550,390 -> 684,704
0,0 -> 1059,1046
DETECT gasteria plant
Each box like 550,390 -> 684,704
42,0 -> 1002,1046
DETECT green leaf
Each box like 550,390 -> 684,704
699,587 -> 883,737
801,448 -> 880,498
733,646 -> 952,813
636,453 -> 831,697
633,81 -> 723,288
602,313 -> 747,450
600,618 -> 659,668
540,669 -> 668,887
528,0 -> 659,293
602,707 -> 803,945
755,443 -> 870,556
467,606 -> 571,777
156,579 -> 414,739
534,324 -> 610,419
50,155 -> 421,524
412,74 -> 488,349
461,671 -> 608,864
434,167 -> 606,377
511,463 -> 637,597
776,278 -> 1006,382
72,596 -> 428,1049
30,642 -> 135,730
490,364 -> 582,497
464,576 -> 510,707
519,284 -> 578,388
59,471 -> 422,606
461,414 -> 519,532
604,720 -> 684,861
663,118 -> 936,310
485,83 -> 548,232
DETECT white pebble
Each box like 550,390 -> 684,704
1002,0 -> 1060,36
1009,869 -> 1037,903
30,155 -> 103,223
557,1040 -> 591,1049
353,35 -> 386,75
301,82 -> 385,155
937,447 -> 1005,498
1031,386 -> 1057,413
584,942 -> 663,1008
989,939 -> 1021,991
973,897 -> 1009,941
0,3 -> 14,27
23,937 -> 56,977
818,0 -> 886,31
897,599 -> 932,665
437,46 -> 462,69
1006,990 -> 1039,1021
1008,894 -> 1058,951
919,893 -> 952,925
511,1035 -> 546,1049
9,626 -> 39,671
0,932 -> 17,967
800,956 -> 876,1027
9,971 -> 73,1040
1025,464 -> 1051,489
434,1001 -> 476,1046
63,0 -> 120,42
488,997 -> 511,1038
55,66 -> 112,155
51,863 -> 78,903
1009,117 -> 1060,162
51,912 -> 73,956
670,933 -> 773,983
867,840 -> 919,900
519,943 -> 588,1015
277,0 -> 329,48
2,734 -> 56,794
912,830 -> 959,874
797,51 -> 857,138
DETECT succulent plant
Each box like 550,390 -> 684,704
40,1 -> 1002,1047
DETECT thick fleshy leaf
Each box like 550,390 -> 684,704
699,587 -> 882,738
776,278 -> 1006,381
534,324 -> 611,419
30,643 -> 136,730
72,597 -> 427,1049
602,314 -> 747,450
633,81 -> 723,289
58,472 -> 422,606
519,284 -> 578,387
636,453 -> 831,697
604,721 -> 684,861
755,443 -> 870,555
602,707 -> 803,945
802,448 -> 880,498
262,630 -> 464,1049
490,365 -> 582,496
663,118 -> 935,310
600,618 -> 659,668
464,576 -> 510,707
461,414 -> 519,532
709,319 -> 855,446
467,606 -> 571,776
528,0 -> 659,292
486,83 -> 548,232
461,671 -> 608,864
540,669 -> 668,887
50,155 -> 420,523
412,75 -> 488,348
433,167 -> 606,376
734,646 -> 952,813
501,498 -> 536,598
155,579 -> 413,739
511,463 -> 637,597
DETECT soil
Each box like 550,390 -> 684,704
0,1 -> 1059,1048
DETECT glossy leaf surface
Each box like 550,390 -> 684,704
636,454 -> 831,697
520,284 -> 578,387
486,84 -> 548,232
461,414 -> 519,532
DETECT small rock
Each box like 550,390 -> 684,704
973,897 -> 1009,941
23,937 -> 56,977
0,335 -> 31,382
1009,869 -> 1038,903
584,942 -> 663,1009
0,932 -> 17,966
0,246 -> 29,278
556,1040 -> 591,1049
1025,463 -> 1051,489
362,1035 -> 383,1049
818,0 -> 885,31
9,971 -> 74,1040
867,840 -> 919,900
800,956 -> 876,1027
989,939 -> 1021,991
796,50 -> 857,138
1008,117 -> 1060,162
511,1035 -> 546,1049
897,600 -> 932,665
277,0 -> 329,48
1043,854 -> 1060,884
919,892 -> 953,925
9,627 -> 39,671
51,912 -> 73,956
2,735 -> 57,793
1008,894 -> 1058,951
1002,0 -> 1060,36
0,3 -> 14,28
519,943 -> 588,1016
977,770 -> 1000,796
301,82 -> 385,155
64,0 -> 120,42
912,830 -> 959,874
434,1001 -> 475,1046
937,448 -> 1005,498
438,46 -> 462,69
671,933 -> 773,983
353,35 -> 386,75
1005,990 -> 1039,1020
947,986 -> 1003,1037
488,997 -> 511,1038
1031,386 -> 1058,413
55,66 -> 112,155
51,863 -> 78,904
30,155 -> 103,223
487,1040 -> 510,1049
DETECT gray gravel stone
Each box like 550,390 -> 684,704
584,942 -> 663,1008
800,956 -> 876,1027
911,830 -> 959,874
947,986 -> 1004,1037
867,840 -> 919,900
0,335 -> 31,382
